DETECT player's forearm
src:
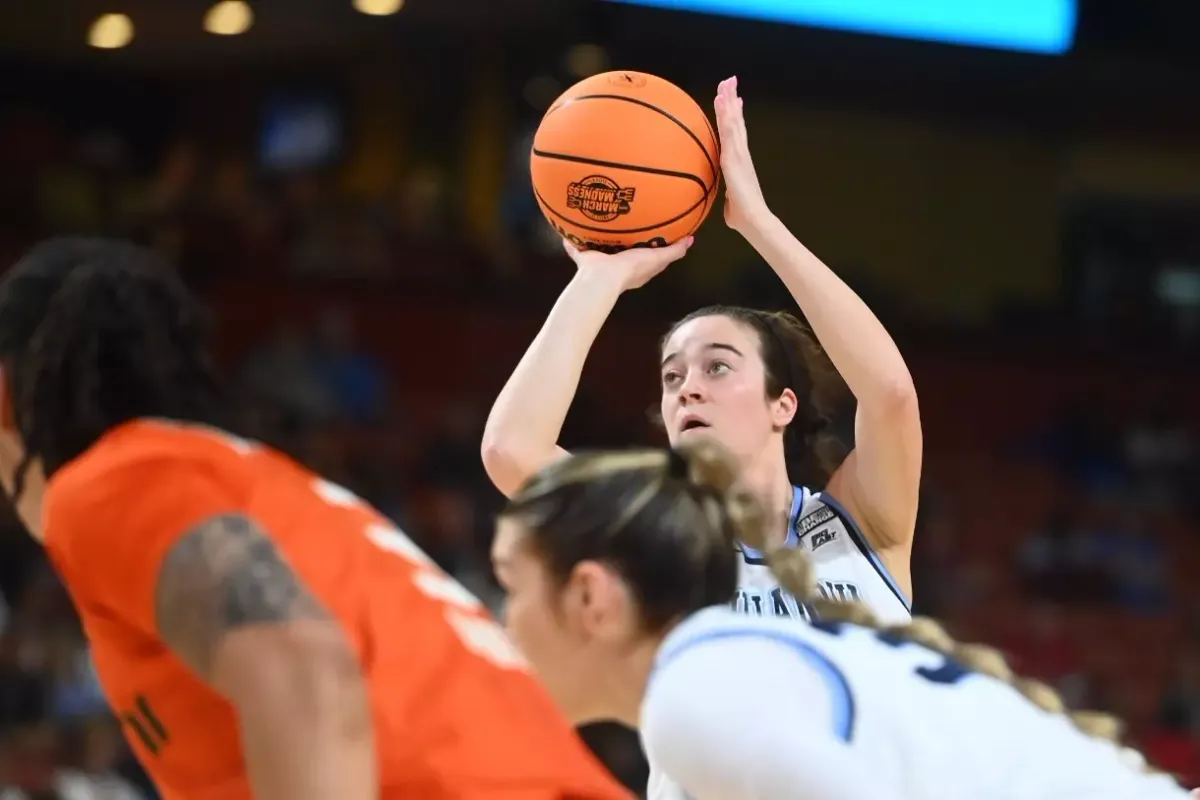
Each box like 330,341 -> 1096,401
222,629 -> 378,800
481,268 -> 623,496
739,210 -> 915,408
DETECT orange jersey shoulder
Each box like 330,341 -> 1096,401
44,420 -> 628,800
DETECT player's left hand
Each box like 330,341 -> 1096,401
714,76 -> 769,234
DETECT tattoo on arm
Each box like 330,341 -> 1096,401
154,513 -> 331,679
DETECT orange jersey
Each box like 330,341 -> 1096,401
43,419 -> 631,800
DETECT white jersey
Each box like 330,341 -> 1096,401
648,486 -> 912,800
734,486 -> 911,625
640,607 -> 1186,800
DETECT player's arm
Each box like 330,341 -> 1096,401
713,77 -> 921,550
155,512 -> 377,800
481,238 -> 691,497
641,634 -> 900,800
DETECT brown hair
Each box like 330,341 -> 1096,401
741,518 -> 1162,776
660,305 -> 846,488
498,440 -> 753,631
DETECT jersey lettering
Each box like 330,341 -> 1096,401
732,587 -> 804,618
875,630 -> 970,685
314,479 -> 526,670
795,506 -> 835,535
770,587 -> 791,616
816,580 -> 862,603
733,581 -> 861,622
811,620 -> 970,687
121,695 -> 170,756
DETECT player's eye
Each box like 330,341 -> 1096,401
708,361 -> 731,375
661,370 -> 682,387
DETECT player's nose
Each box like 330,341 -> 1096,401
677,372 -> 706,403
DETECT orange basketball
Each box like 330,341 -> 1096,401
530,71 -> 719,252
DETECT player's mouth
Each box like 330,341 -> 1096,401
678,415 -> 712,434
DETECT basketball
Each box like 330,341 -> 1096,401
530,71 -> 720,252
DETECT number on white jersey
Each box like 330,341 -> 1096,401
314,479 -> 526,670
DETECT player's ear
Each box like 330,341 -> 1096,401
567,560 -> 626,636
772,387 -> 798,429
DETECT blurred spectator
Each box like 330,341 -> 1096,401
1092,509 -> 1170,615
0,634 -> 49,730
392,164 -> 450,245
239,320 -> 339,424
1017,507 -> 1111,605
55,718 -> 144,800
1124,399 -> 1195,512
48,637 -> 107,722
1022,402 -> 1127,492
1158,647 -> 1200,734
2,725 -> 62,799
311,307 -> 388,425
419,401 -> 488,492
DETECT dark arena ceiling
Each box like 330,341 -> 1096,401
8,0 -> 1200,69
0,0 -> 567,67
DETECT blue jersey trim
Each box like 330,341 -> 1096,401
817,492 -> 911,612
739,485 -> 804,565
654,627 -> 856,742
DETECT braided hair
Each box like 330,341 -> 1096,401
0,238 -> 227,494
739,517 -> 1170,780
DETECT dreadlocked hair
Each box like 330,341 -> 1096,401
660,305 -> 845,488
0,238 -> 227,493
737,518 -> 1162,776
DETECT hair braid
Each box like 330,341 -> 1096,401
737,524 -> 1162,776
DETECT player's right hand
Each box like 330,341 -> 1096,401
562,236 -> 694,292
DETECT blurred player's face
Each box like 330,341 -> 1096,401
492,518 -> 650,725
0,373 -> 45,540
660,314 -> 795,466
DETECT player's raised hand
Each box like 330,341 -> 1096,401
562,236 -> 694,292
714,76 -> 769,234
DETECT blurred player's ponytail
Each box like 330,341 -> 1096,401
741,524 -> 1164,778
0,238 -> 225,489
661,306 -> 845,489
500,440 -> 748,632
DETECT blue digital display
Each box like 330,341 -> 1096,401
600,0 -> 1076,55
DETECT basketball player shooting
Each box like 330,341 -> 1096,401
485,75 -> 922,625
491,76 -> 922,798
0,239 -> 632,800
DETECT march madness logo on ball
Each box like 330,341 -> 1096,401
566,176 -> 636,223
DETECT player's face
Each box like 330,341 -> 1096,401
492,518 -> 644,724
660,314 -> 793,464
0,373 -> 45,540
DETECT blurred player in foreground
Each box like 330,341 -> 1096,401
0,238 -> 632,800
491,440 -> 1188,800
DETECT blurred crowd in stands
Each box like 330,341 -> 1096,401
1,111 -> 1199,799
